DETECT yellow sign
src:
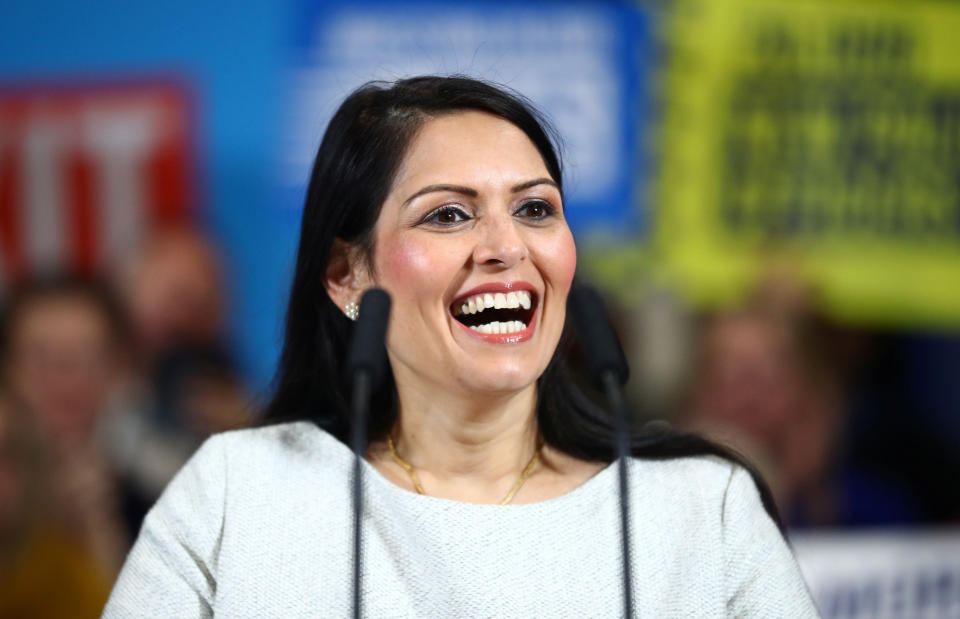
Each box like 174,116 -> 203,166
657,0 -> 960,328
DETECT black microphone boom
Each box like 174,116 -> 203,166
567,283 -> 635,619
566,285 -> 629,389
345,288 -> 391,619
345,288 -> 392,387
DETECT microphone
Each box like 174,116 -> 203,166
345,288 -> 391,619
567,284 -> 634,619
566,285 -> 629,390
345,288 -> 392,387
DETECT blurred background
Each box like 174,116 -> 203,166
1,0 -> 958,616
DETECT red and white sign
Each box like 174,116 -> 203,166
0,80 -> 195,286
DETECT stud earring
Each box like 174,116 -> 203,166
344,300 -> 359,321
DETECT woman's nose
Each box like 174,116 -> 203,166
472,216 -> 527,268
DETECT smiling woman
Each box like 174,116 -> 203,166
102,77 -> 818,617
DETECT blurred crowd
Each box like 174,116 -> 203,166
631,269 -> 960,530
0,227 -> 250,618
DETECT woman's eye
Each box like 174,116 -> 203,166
422,205 -> 470,226
515,199 -> 556,220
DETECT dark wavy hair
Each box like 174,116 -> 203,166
264,75 -> 782,528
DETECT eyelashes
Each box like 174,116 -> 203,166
421,205 -> 470,226
419,199 -> 558,227
513,199 -> 556,220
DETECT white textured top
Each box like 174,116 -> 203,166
103,422 -> 818,618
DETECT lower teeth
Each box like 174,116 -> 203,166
469,321 -> 526,335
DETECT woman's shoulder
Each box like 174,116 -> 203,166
211,419 -> 330,449
192,421 -> 351,479
628,454 -> 761,519
630,452 -> 740,490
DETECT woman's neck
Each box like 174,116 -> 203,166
398,381 -> 538,476
369,379 -> 541,503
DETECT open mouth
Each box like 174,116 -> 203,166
450,289 -> 537,335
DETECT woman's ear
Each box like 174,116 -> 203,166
324,238 -> 371,315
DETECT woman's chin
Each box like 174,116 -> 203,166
453,364 -> 540,396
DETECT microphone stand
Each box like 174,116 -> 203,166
568,284 -> 635,619
350,370 -> 370,619
602,371 -> 634,619
345,288 -> 391,619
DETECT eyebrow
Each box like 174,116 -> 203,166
401,177 -> 559,207
511,177 -> 559,193
402,184 -> 477,207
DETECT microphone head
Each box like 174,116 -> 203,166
345,288 -> 392,386
566,283 -> 629,389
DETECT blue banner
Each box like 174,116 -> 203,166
280,0 -> 651,238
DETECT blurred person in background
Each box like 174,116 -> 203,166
0,277 -> 128,618
679,271 -> 919,528
122,226 -> 225,362
101,226 -> 250,534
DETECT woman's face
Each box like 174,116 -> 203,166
365,110 -> 576,397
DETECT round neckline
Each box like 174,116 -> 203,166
311,423 -> 618,511
362,455 -> 617,511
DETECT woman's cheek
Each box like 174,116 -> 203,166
377,238 -> 429,357
377,235 -> 452,298
547,228 -> 577,291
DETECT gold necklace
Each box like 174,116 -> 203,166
386,435 -> 542,505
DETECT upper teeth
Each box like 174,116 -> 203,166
457,290 -> 532,315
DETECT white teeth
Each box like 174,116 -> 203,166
518,290 -> 531,310
454,290 -> 534,315
469,320 -> 527,335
